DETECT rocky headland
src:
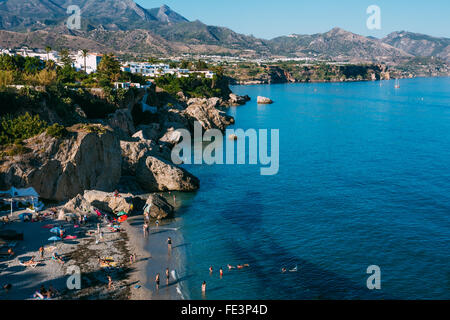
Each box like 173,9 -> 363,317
0,85 -> 249,212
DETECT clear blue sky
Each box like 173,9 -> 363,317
137,0 -> 450,39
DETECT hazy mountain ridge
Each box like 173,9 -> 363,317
0,0 -> 448,62
269,27 -> 412,62
382,31 -> 450,62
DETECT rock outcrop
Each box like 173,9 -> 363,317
184,98 -> 235,131
144,194 -> 174,219
120,139 -> 169,174
107,109 -> 135,137
133,123 -> 161,141
83,190 -> 134,214
0,125 -> 122,201
136,156 -> 199,192
257,96 -> 274,104
63,194 -> 96,214
228,93 -> 251,106
159,126 -> 184,146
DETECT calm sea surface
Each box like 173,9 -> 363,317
174,78 -> 450,300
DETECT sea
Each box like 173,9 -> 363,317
173,77 -> 450,300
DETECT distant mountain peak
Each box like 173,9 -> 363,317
148,4 -> 189,24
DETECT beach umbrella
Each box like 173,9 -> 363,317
18,213 -> 32,221
48,236 -> 62,245
49,227 -> 63,234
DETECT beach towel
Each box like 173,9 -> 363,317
42,224 -> 55,229
64,236 -> 77,240
95,209 -> 102,217
118,215 -> 128,223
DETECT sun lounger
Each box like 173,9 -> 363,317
19,261 -> 38,268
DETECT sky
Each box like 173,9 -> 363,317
137,0 -> 450,39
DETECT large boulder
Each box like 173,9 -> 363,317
136,156 -> 199,192
159,126 -> 184,146
228,94 -> 250,106
64,194 -> 96,215
107,109 -> 135,137
0,125 -> 122,202
120,139 -> 172,175
144,194 -> 174,219
83,190 -> 134,214
257,96 -> 274,104
133,123 -> 161,141
184,98 -> 234,131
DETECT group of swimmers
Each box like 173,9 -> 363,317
201,263 -> 251,295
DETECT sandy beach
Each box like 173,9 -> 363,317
0,201 -> 186,300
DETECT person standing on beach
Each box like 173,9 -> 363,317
107,276 -> 112,290
39,246 -> 44,260
155,273 -> 160,290
143,222 -> 148,237
166,268 -> 170,285
167,237 -> 172,252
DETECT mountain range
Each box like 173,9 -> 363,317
0,0 -> 448,63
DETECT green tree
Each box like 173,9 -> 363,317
59,49 -> 73,68
97,53 -> 121,85
81,49 -> 89,73
45,46 -> 52,62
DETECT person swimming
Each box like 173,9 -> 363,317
281,267 -> 287,273
227,264 -> 235,270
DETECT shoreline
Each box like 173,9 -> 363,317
230,75 -> 450,86
123,213 -> 188,300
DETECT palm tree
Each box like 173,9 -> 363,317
81,49 -> 89,73
45,46 -> 52,61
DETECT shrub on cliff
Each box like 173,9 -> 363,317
155,73 -> 231,99
0,112 -> 48,146
46,123 -> 68,139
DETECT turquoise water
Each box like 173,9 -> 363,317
176,78 -> 450,300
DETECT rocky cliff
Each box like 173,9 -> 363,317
0,124 -> 122,201
0,86 -> 243,201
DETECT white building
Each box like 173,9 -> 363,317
122,62 -> 215,79
74,51 -> 103,74
14,47 -> 60,62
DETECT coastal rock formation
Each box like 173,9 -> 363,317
63,194 -> 96,215
136,156 -> 200,192
144,194 -> 174,219
0,125 -> 122,201
133,123 -> 161,141
159,126 -> 184,145
184,98 -> 235,131
257,96 -> 274,104
228,93 -> 251,106
120,139 -> 172,175
107,108 -> 135,137
83,190 -> 134,214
